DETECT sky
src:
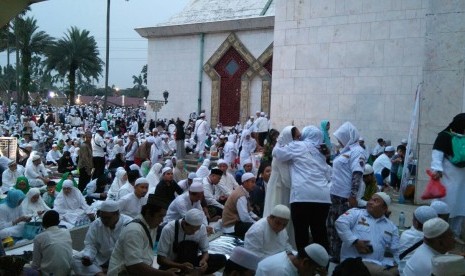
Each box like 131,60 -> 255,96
0,0 -> 189,89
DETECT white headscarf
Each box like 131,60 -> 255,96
301,125 -> 323,155
147,163 -> 163,193
276,126 -> 294,147
54,180 -> 89,212
108,168 -> 127,196
196,159 -> 211,179
333,122 -> 360,153
21,188 -> 50,217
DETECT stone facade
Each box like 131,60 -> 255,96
271,0 -> 465,203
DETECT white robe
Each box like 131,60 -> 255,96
118,193 -> 147,218
53,187 -> 91,226
1,166 -> 25,193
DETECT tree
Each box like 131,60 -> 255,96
13,17 -> 53,105
132,64 -> 147,90
45,27 -> 103,105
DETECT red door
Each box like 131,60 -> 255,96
214,47 -> 249,126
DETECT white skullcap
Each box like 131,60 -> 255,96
401,139 -> 408,144
8,159 -> 16,166
423,217 -> 449,239
241,172 -> 255,183
98,127 -> 105,132
363,164 -> 374,175
184,209 -> 204,226
99,200 -> 119,212
152,128 -> 158,132
385,146 -> 395,152
188,172 -> 197,180
32,155 -> 41,161
359,137 -> 365,142
217,159 -> 228,165
189,179 -> 204,193
146,136 -> 155,143
430,200 -> 450,215
129,164 -> 140,171
135,178 -> 149,186
260,112 -> 265,116
162,167 -> 172,175
304,244 -> 329,267
431,254 -> 465,276
375,192 -> 391,206
128,131 -> 135,136
271,204 -> 291,220
25,143 -> 32,148
228,246 -> 261,271
414,206 -> 438,224
199,113 -> 205,117
62,179 -> 74,188
52,144 -> 58,147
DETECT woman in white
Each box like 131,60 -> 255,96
107,168 -> 128,201
21,188 -> 50,217
54,180 -> 92,227
0,189 -> 30,238
146,162 -> 163,194
239,129 -> 257,166
25,154 -> 49,187
223,134 -> 238,169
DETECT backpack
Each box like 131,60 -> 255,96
448,131 -> 465,167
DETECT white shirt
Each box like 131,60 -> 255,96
403,244 -> 439,276
194,119 -> 208,138
398,227 -> 424,275
124,140 -> 138,161
158,219 -> 209,261
118,193 -> 147,218
202,176 -> 224,209
373,153 -> 392,174
31,226 -> 73,276
107,215 -> 156,275
92,133 -> 106,157
256,251 -> 298,276
255,117 -> 269,132
118,183 -> 134,199
81,214 -> 132,266
46,149 -> 62,164
244,218 -> 293,260
216,173 -> 239,199
163,192 -> 207,225
336,208 -> 399,266
1,166 -> 24,193
330,144 -> 365,198
237,187 -> 257,223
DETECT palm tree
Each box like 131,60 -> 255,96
45,27 -> 103,105
14,17 -> 53,105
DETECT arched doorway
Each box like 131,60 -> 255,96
214,47 -> 250,126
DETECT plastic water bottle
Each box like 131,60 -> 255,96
399,211 -> 405,229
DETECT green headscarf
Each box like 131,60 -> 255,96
14,176 -> 30,194
56,172 -> 78,192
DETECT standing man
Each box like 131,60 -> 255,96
78,131 -> 93,192
107,195 -> 174,275
193,113 -> 209,156
175,118 -> 186,159
124,131 -> 138,168
92,127 -> 107,180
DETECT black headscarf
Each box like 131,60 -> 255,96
433,113 -> 465,156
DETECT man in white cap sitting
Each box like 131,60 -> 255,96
398,206 -> 438,272
163,178 -> 208,226
336,192 -> 399,275
222,172 -> 259,239
45,144 -> 62,166
404,218 -> 456,276
118,177 -> 149,218
244,204 -> 294,260
157,209 -> 227,274
430,200 -> 450,222
373,146 -> 396,189
356,164 -> 379,207
223,246 -> 261,275
177,172 -> 197,192
216,159 -> 239,203
72,201 -> 132,275
202,167 -> 225,217
25,155 -> 50,187
1,160 -> 25,194
256,243 -> 329,276
431,254 -> 465,276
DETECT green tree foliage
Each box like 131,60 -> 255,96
45,26 -> 103,105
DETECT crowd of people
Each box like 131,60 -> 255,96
0,102 -> 464,275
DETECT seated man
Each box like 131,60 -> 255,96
107,194 -> 172,275
202,168 -> 224,217
118,177 -> 149,218
154,167 -> 184,205
356,164 -> 379,207
430,200 -> 450,221
46,144 -> 62,166
398,206 -> 437,272
216,159 -> 239,203
244,204 -> 293,260
404,218 -> 456,276
25,155 -> 50,187
256,243 -> 329,276
372,146 -> 395,189
222,173 -> 259,239
335,192 -> 399,275
223,246 -> 261,276
177,172 -> 197,192
72,201 -> 132,275
42,181 -> 57,208
157,209 -> 227,275
31,210 -> 73,276
1,160 -> 25,194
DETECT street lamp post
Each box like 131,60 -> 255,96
102,0 -> 111,118
144,90 -> 169,122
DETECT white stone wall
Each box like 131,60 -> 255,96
147,28 -> 273,124
271,0 -> 427,150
